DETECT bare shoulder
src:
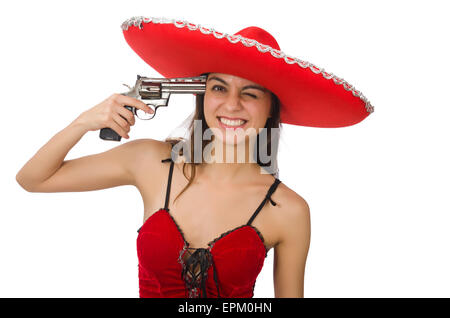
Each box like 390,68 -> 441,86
270,182 -> 311,297
127,138 -> 172,162
124,138 -> 172,185
270,182 -> 311,245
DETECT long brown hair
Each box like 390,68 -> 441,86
164,73 -> 282,203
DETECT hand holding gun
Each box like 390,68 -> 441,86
99,75 -> 207,141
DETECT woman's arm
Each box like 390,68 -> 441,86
273,195 -> 311,298
16,94 -> 154,192
16,120 -> 90,191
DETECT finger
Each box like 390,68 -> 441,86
116,104 -> 135,126
112,112 -> 130,134
116,94 -> 154,114
109,120 -> 129,139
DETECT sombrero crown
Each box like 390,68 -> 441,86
121,16 -> 374,128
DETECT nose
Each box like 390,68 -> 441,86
223,90 -> 243,111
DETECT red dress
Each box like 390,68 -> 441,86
137,157 -> 281,298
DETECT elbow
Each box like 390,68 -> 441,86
16,173 -> 36,192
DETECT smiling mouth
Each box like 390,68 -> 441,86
217,116 -> 248,128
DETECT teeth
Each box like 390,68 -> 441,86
219,117 -> 246,126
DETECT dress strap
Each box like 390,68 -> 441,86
136,157 -> 174,234
161,157 -> 174,211
246,178 -> 281,226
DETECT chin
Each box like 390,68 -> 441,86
214,128 -> 255,148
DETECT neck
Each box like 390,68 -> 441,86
198,136 -> 262,184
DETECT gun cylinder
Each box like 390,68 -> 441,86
137,76 -> 206,99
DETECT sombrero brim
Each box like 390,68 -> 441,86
121,16 -> 374,128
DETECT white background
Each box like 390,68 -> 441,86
1,0 -> 449,298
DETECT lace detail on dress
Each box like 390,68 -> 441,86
159,155 -> 276,297
178,245 -> 219,298
248,225 -> 269,258
207,224 -> 269,258
165,209 -> 220,298
164,208 -> 185,240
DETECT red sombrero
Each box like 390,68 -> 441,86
121,16 -> 374,128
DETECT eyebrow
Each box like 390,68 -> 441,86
208,76 -> 268,93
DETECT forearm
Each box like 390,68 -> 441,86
16,119 -> 89,190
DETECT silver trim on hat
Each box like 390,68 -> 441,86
121,16 -> 374,114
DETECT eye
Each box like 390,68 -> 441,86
212,85 -> 225,92
244,93 -> 257,99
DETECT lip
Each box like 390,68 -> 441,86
217,116 -> 247,129
218,115 -> 248,121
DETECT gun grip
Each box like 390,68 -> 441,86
99,127 -> 122,141
99,106 -> 133,141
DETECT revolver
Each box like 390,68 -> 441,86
100,74 -> 207,141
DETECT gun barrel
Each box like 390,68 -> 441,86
161,82 -> 206,94
140,82 -> 205,96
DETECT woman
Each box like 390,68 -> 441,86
16,16 -> 373,298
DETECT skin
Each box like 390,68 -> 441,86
197,73 -> 273,183
17,72 -> 311,298
139,73 -> 311,297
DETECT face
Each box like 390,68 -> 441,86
203,73 -> 272,145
